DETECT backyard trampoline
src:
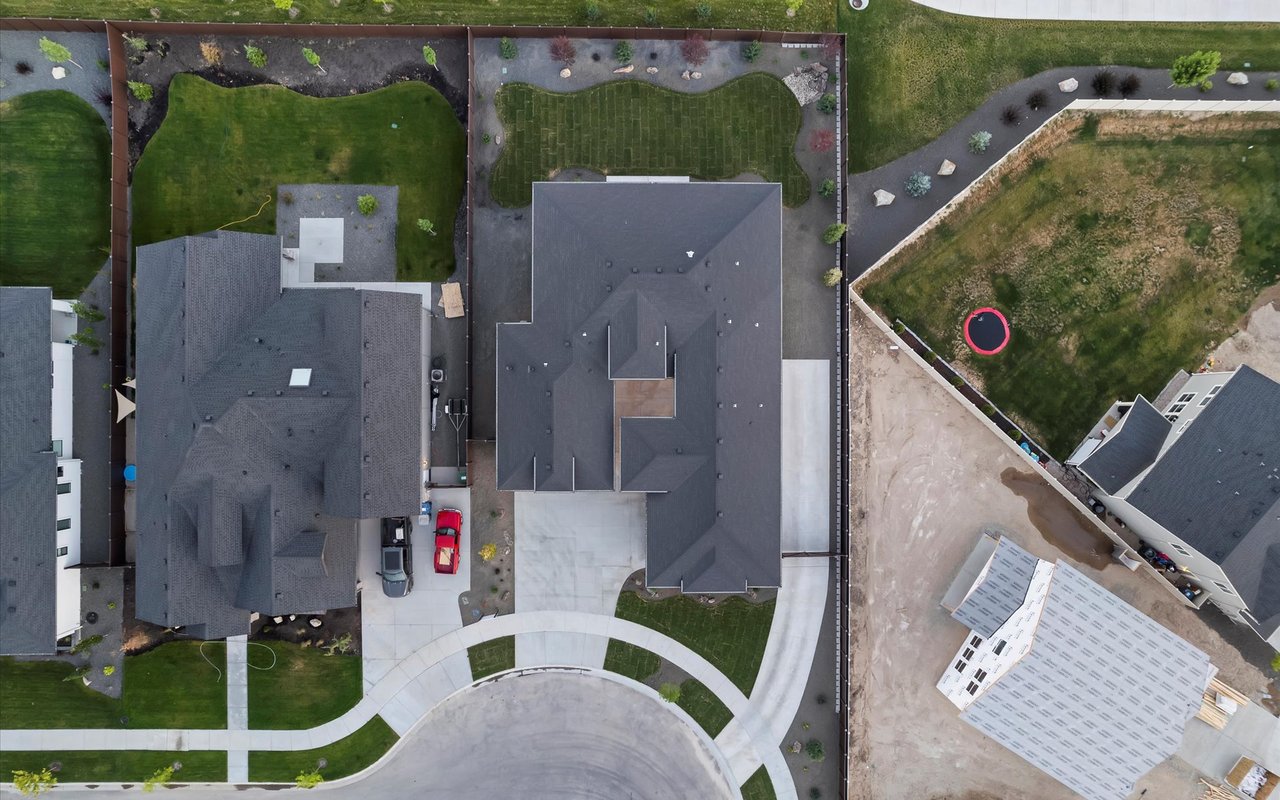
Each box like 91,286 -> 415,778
964,307 -> 1010,355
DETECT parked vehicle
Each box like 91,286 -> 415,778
434,508 -> 463,575
379,517 -> 414,597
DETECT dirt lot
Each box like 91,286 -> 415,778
1210,287 -> 1280,382
846,303 -> 1270,800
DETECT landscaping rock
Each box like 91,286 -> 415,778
937,159 -> 956,176
273,616 -> 284,624
1058,77 -> 1078,93
681,70 -> 691,80
613,64 -> 634,74
691,71 -> 702,80
1227,72 -> 1249,86
308,617 -> 322,628
783,64 -> 829,106
559,68 -> 571,78
646,66 -> 658,74
874,189 -> 896,207
51,66 -> 66,80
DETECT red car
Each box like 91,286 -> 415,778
433,508 -> 463,574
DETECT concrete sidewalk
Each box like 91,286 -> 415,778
907,0 -> 1280,21
226,635 -> 249,782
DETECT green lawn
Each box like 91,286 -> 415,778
676,678 -> 732,737
0,658 -> 128,729
246,641 -> 361,730
603,639 -> 662,683
614,592 -> 775,695
0,750 -> 226,783
860,127 -> 1280,457
0,0 -> 829,30
842,0 -> 1280,171
132,73 -> 465,281
0,91 -> 110,297
248,716 -> 399,783
741,766 -> 777,800
490,75 -> 809,208
467,636 -> 515,680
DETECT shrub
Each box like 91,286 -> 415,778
1199,79 -> 1214,92
273,0 -> 292,10
681,34 -> 709,67
968,130 -> 992,153
127,80 -> 153,102
499,37 -> 517,60
1267,78 -> 1279,92
1171,50 -> 1221,88
821,223 -> 848,245
1025,89 -> 1047,110
981,403 -> 996,416
892,320 -> 905,334
805,739 -> 825,762
1271,652 -> 1280,672
694,1 -> 712,21
549,36 -> 576,66
1119,73 -> 1142,97
643,6 -> 658,24
302,47 -> 322,69
422,44 -> 437,66
904,171 -> 931,198
62,665 -> 90,683
71,301 -> 106,322
478,542 -> 497,561
658,682 -> 682,703
295,770 -> 324,789
357,194 -> 378,216
821,267 -> 842,288
198,40 -> 222,66
416,218 -> 436,236
999,104 -> 1021,126
142,766 -> 174,793
810,788 -> 822,800
614,40 -> 633,63
280,191 -> 294,205
107,601 -> 117,609
70,329 -> 103,350
584,1 -> 601,21
1007,428 -> 1021,442
949,375 -> 964,387
818,178 -> 836,198
809,129 -> 834,152
102,665 -> 115,676
786,0 -> 805,14
37,37 -> 74,66
71,634 -> 103,654
816,93 -> 837,114
244,44 -> 267,68
1090,69 -> 1116,96
12,768 -> 56,797
125,35 -> 148,53
15,61 -> 33,75
741,40 -> 762,63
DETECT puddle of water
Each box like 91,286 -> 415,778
1000,467 -> 1113,570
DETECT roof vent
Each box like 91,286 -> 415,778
289,368 -> 312,387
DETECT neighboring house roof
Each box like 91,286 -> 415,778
962,557 -> 1211,800
135,231 -> 421,639
1125,365 -> 1280,636
1076,396 -> 1170,495
951,536 -> 1038,639
496,182 -> 782,592
0,287 -> 57,655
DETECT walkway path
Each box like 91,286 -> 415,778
225,636 -> 249,782
907,0 -> 1280,22
849,65 -> 1280,278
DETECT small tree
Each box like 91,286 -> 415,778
821,267 -> 842,288
658,682 -> 681,703
584,0 -> 601,21
549,36 -> 576,67
821,223 -> 847,245
301,47 -> 325,74
128,80 -> 154,102
62,664 -> 91,683
904,171 -> 931,198
1170,50 -> 1220,88
244,44 -> 267,68
816,93 -> 837,114
967,130 -> 992,154
69,329 -> 103,350
142,765 -> 175,793
809,129 -> 834,152
499,37 -> 517,60
422,44 -> 437,67
478,542 -> 497,562
295,769 -> 324,789
805,739 -> 825,762
416,218 -> 436,236
680,34 -> 709,67
1118,73 -> 1142,97
70,633 -> 103,654
1090,69 -> 1116,96
357,194 -> 378,216
12,768 -> 57,797
741,41 -> 762,63
614,40 -> 633,63
820,32 -> 842,61
38,37 -> 80,69
999,104 -> 1021,126
694,1 -> 712,21
818,178 -> 836,198
70,301 -> 105,322
1025,89 -> 1047,110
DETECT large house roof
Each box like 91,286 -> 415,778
1125,365 -> 1280,635
0,287 -> 57,655
135,231 -> 422,638
1076,396 -> 1170,495
962,552 -> 1211,800
496,182 -> 782,592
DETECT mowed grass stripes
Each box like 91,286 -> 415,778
490,74 -> 808,208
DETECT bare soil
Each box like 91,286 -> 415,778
1209,286 -> 1280,383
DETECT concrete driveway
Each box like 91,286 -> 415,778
360,487 -> 471,689
781,359 -> 831,553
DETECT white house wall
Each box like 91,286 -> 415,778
1155,370 -> 1233,452
51,341 -> 74,455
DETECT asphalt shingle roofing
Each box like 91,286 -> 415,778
135,231 -> 421,638
496,182 -> 782,592
951,536 -> 1037,639
1077,397 -> 1170,495
0,287 -> 57,655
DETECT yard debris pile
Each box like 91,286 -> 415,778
783,62 -> 828,106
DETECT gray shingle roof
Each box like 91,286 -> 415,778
496,183 -> 782,592
1077,397 -> 1170,495
962,560 -> 1211,800
1125,366 -> 1280,635
135,232 -> 421,638
0,287 -> 57,655
951,536 -> 1037,638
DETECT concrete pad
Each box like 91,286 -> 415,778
227,750 -> 248,782
714,720 -> 762,784
748,558 -> 830,742
781,360 -> 831,553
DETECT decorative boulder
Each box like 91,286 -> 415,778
873,189 -> 896,207
691,71 -> 702,80
308,618 -> 322,628
1057,77 -> 1078,93
937,159 -> 956,176
559,68 -> 571,78
1227,72 -> 1249,86
681,70 -> 691,80
51,66 -> 67,80
613,64 -> 634,74
645,66 -> 658,74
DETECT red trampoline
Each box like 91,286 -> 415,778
964,307 -> 1010,355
